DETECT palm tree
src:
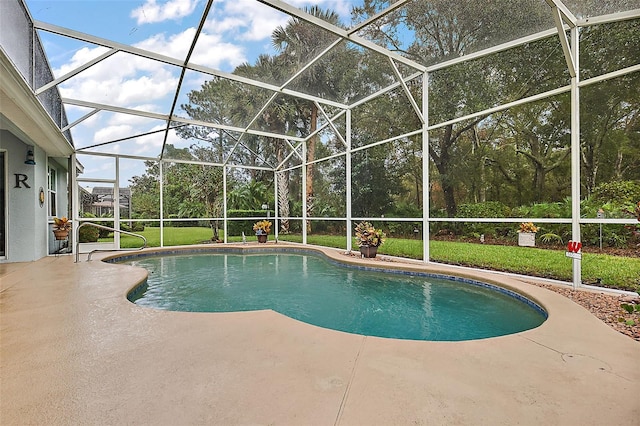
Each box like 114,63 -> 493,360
271,6 -> 344,231
235,55 -> 302,232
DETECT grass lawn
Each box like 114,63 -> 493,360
114,227 -> 640,292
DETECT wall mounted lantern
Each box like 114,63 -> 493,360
24,147 -> 36,165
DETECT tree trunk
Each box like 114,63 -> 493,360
277,169 -> 290,233
433,125 -> 457,216
306,104 -> 318,232
533,166 -> 546,201
274,138 -> 290,233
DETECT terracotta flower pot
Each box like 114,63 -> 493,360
53,229 -> 69,240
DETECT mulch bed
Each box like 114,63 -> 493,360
525,281 -> 640,342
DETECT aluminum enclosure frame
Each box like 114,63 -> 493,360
16,1 -> 639,288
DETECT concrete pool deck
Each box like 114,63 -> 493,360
1,243 -> 639,425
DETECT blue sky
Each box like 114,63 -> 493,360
23,0 -> 357,184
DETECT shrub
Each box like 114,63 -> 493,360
453,202 -> 511,237
78,224 -> 99,243
227,210 -> 274,236
120,222 -> 145,233
456,201 -> 511,218
584,181 -> 640,219
590,180 -> 640,205
511,199 -> 571,218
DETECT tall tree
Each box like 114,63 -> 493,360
235,54 -> 303,232
271,6 -> 345,230
505,96 -> 571,201
353,0 -> 553,215
579,19 -> 640,194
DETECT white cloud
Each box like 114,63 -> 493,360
94,124 -> 136,143
137,27 -> 247,69
58,58 -> 178,109
204,0 -> 353,46
131,0 -> 201,24
189,32 -> 247,69
53,46 -> 111,78
287,0 -> 352,18
135,30 -> 192,60
206,0 -> 289,42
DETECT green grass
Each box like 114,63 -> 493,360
107,226 -> 215,247
113,227 -> 640,292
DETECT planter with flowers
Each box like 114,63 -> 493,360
355,221 -> 385,258
253,220 -> 272,243
517,222 -> 538,247
52,217 -> 71,240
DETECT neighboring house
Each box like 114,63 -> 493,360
0,0 -> 74,262
80,187 -> 132,218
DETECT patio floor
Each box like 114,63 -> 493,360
1,244 -> 639,425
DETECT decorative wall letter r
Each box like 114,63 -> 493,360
14,173 -> 31,189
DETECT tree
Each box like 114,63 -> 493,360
272,6 -> 345,230
128,161 -> 160,219
579,19 -> 640,195
505,96 -> 571,201
235,54 -> 303,232
353,0 -> 554,215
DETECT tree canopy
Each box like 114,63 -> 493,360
129,4 -> 639,231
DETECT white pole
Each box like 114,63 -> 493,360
301,139 -> 307,245
570,26 -> 581,290
273,169 -> 279,241
159,160 -> 164,247
70,153 -> 78,257
223,165 -> 227,243
422,71 -> 430,263
346,109 -> 352,252
114,157 -> 120,248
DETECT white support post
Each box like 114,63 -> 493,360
570,26 -> 581,289
223,166 -> 228,243
346,109 -> 353,252
422,72 -> 430,263
301,139 -> 307,245
159,160 -> 164,248
273,168 -> 278,241
70,153 -> 78,257
114,157 -> 120,248
552,6 -> 576,78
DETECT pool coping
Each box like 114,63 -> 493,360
2,242 -> 639,425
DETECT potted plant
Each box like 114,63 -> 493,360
52,216 -> 71,240
355,221 -> 385,258
517,222 -> 538,247
253,220 -> 272,243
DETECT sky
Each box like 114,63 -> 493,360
23,0 -> 357,185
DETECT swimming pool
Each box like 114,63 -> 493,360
123,250 -> 546,341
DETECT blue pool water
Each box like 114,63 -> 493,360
125,252 -> 546,341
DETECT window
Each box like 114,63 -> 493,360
48,167 -> 57,217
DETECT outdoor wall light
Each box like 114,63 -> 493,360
24,147 -> 36,165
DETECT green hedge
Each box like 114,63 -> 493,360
78,224 -> 99,243
227,210 -> 274,236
